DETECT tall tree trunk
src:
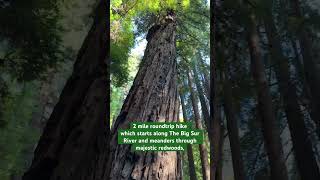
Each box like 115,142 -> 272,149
187,72 -> 210,180
290,0 -> 320,127
244,6 -> 289,180
23,1 -> 110,180
108,11 -> 181,180
210,1 -> 223,179
222,70 -> 246,180
290,38 -> 320,133
216,124 -> 225,180
180,92 -> 197,180
290,38 -> 312,105
193,63 -> 210,130
263,11 -> 320,179
198,55 -> 210,98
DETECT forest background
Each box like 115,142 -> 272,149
0,0 -> 320,180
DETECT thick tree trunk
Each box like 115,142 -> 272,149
187,72 -> 210,180
23,1 -> 110,180
210,1 -> 223,179
246,10 -> 288,180
290,0 -> 320,135
263,12 -> 320,180
108,11 -> 181,180
222,70 -> 246,180
180,92 -> 197,180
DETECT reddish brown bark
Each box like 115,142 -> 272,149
108,11 -> 181,180
209,1 -> 223,179
180,92 -> 197,180
187,72 -> 210,180
246,12 -> 288,180
193,64 -> 210,130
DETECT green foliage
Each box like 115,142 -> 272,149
0,1 -> 92,179
110,85 -> 126,124
182,145 -> 203,180
0,81 -> 41,180
110,0 -> 193,87
0,0 -> 66,134
0,0 -> 64,81
111,55 -> 140,124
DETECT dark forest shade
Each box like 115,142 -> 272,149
108,11 -> 182,180
222,69 -> 246,180
22,1 -> 110,180
290,0 -> 320,137
209,1 -> 224,179
263,5 -> 320,179
246,12 -> 289,180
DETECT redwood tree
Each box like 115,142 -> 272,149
222,69 -> 246,180
108,11 -> 182,180
187,71 -> 210,180
180,92 -> 197,180
246,12 -> 288,180
23,1 -> 110,180
209,1 -> 223,179
263,4 -> 320,179
290,0 -> 320,128
236,1 -> 289,179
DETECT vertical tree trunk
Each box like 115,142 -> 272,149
290,38 -> 312,105
210,1 -> 223,179
290,38 -> 320,134
187,72 -> 210,180
180,92 -> 197,180
193,64 -> 210,130
198,55 -> 210,98
222,69 -> 246,180
290,0 -> 320,125
263,11 -> 320,179
245,8 -> 289,180
23,1 -> 110,180
215,124 -> 225,180
108,11 -> 181,180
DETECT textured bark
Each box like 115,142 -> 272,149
222,70 -> 246,180
290,0 -> 320,136
209,1 -> 223,179
23,1 -> 110,180
263,12 -> 320,180
108,11 -> 181,180
246,12 -> 288,180
187,72 -> 210,180
180,92 -> 197,180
